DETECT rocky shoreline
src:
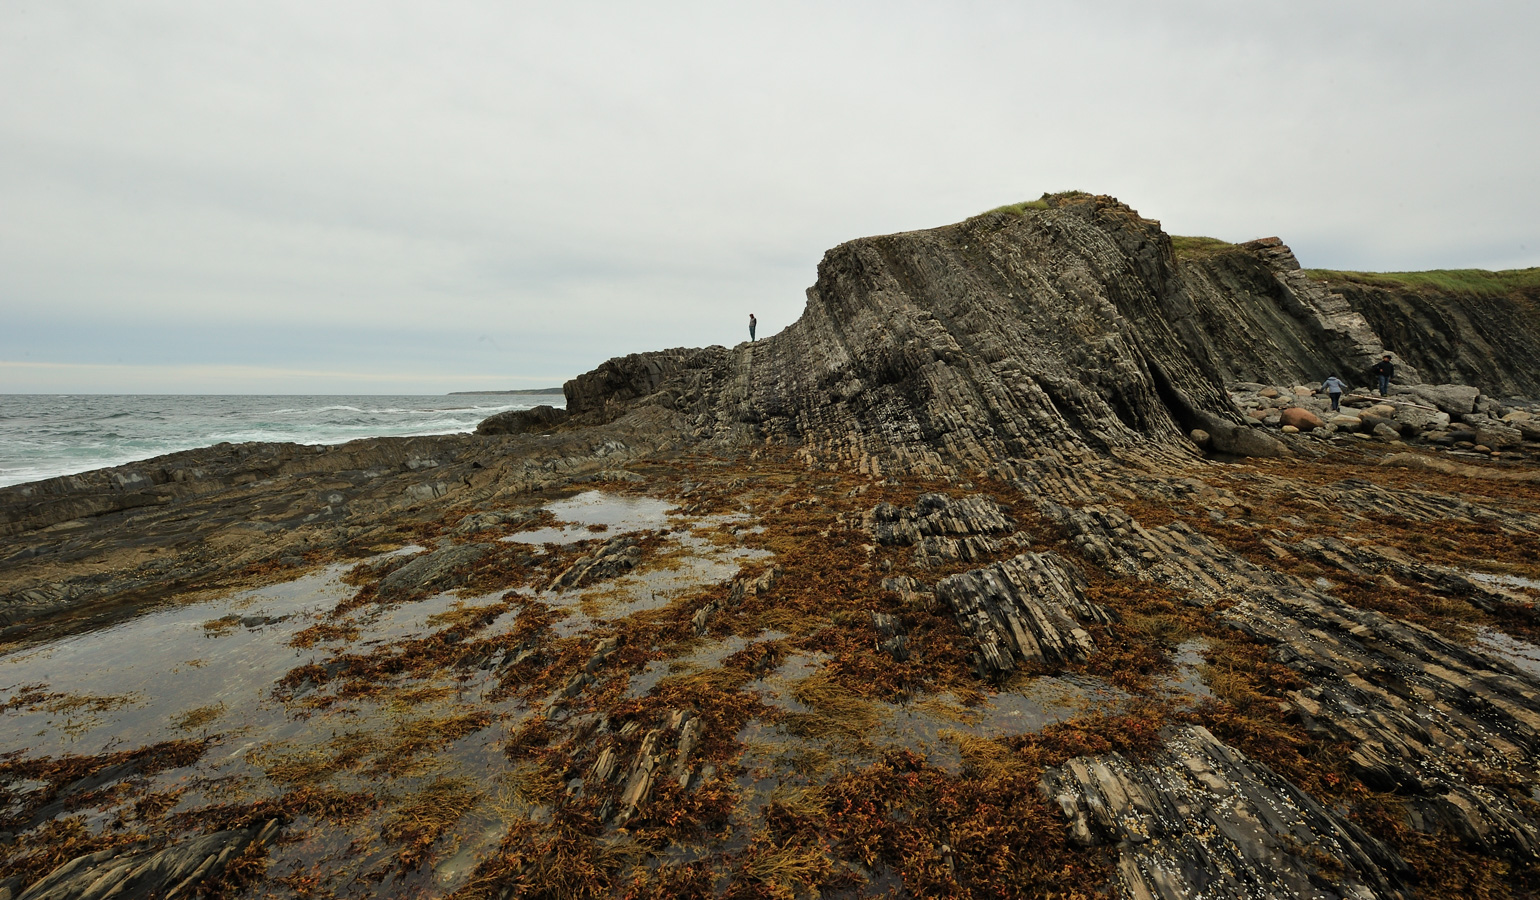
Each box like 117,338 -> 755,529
2,193 -> 1539,899
1223,380 -> 1540,458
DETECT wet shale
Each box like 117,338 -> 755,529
4,193 -> 1540,898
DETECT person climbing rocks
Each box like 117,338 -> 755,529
1321,375 -> 1346,411
1369,354 -> 1394,397
749,313 -> 757,342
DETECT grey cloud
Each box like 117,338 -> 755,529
2,0 -> 1537,393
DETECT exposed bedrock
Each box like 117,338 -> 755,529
0,417 -> 679,637
563,194 -> 1299,473
520,196 -> 1540,891
553,194 -> 1539,476
1043,725 -> 1412,900
1042,493 -> 1540,862
935,552 -> 1111,676
474,404 -> 570,436
9,818 -> 283,900
1322,279 -> 1540,399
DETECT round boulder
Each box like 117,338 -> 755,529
1280,407 -> 1325,431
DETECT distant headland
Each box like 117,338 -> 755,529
446,387 -> 565,396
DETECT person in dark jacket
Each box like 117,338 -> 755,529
1369,354 -> 1394,397
749,313 -> 757,342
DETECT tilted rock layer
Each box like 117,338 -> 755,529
2,193 -> 1539,899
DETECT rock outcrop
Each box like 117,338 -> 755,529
935,552 -> 1110,676
3,192 -> 1539,899
1043,725 -> 1411,900
8,819 -> 283,900
553,194 -> 1540,476
475,404 -> 570,436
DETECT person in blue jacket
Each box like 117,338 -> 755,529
1321,375 -> 1346,411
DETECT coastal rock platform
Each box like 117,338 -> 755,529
2,193 -> 1540,898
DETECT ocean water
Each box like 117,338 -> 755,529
0,393 -> 565,489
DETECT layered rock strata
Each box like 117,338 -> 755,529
935,553 -> 1110,676
1043,725 -> 1411,900
3,193 -> 1539,899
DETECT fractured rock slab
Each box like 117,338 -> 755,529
377,542 -> 491,599
934,551 -> 1109,676
546,536 -> 642,591
14,818 -> 283,900
1043,725 -> 1410,900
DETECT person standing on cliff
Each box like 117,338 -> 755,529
749,313 -> 757,342
1321,375 -> 1346,411
1369,354 -> 1394,397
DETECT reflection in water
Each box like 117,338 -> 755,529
1477,628 -> 1540,680
0,490 -> 774,898
501,490 -> 680,545
1468,572 -> 1540,591
0,565 -> 355,758
1159,638 -> 1213,704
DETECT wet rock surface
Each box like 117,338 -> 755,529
936,552 -> 1109,676
3,193 -> 1540,898
10,818 -> 282,900
1043,725 -> 1411,900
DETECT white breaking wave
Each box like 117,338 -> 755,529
0,393 -> 565,488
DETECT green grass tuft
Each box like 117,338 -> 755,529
984,190 -> 1102,218
1303,267 -> 1540,296
1171,235 -> 1236,259
985,199 -> 1050,217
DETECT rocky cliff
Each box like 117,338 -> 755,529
563,193 -> 1540,472
2,194 -> 1539,900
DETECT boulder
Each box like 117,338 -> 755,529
1329,414 -> 1364,431
1206,421 -> 1290,458
1359,413 -> 1399,434
1394,406 -> 1450,432
1402,384 -> 1480,416
476,405 -> 570,436
1475,423 -> 1524,449
1279,407 -> 1325,431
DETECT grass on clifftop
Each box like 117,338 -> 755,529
1171,235 -> 1237,260
985,199 -> 1050,216
984,191 -> 1104,218
1304,266 -> 1540,296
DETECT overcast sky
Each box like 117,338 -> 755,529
3,1 -> 1537,394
